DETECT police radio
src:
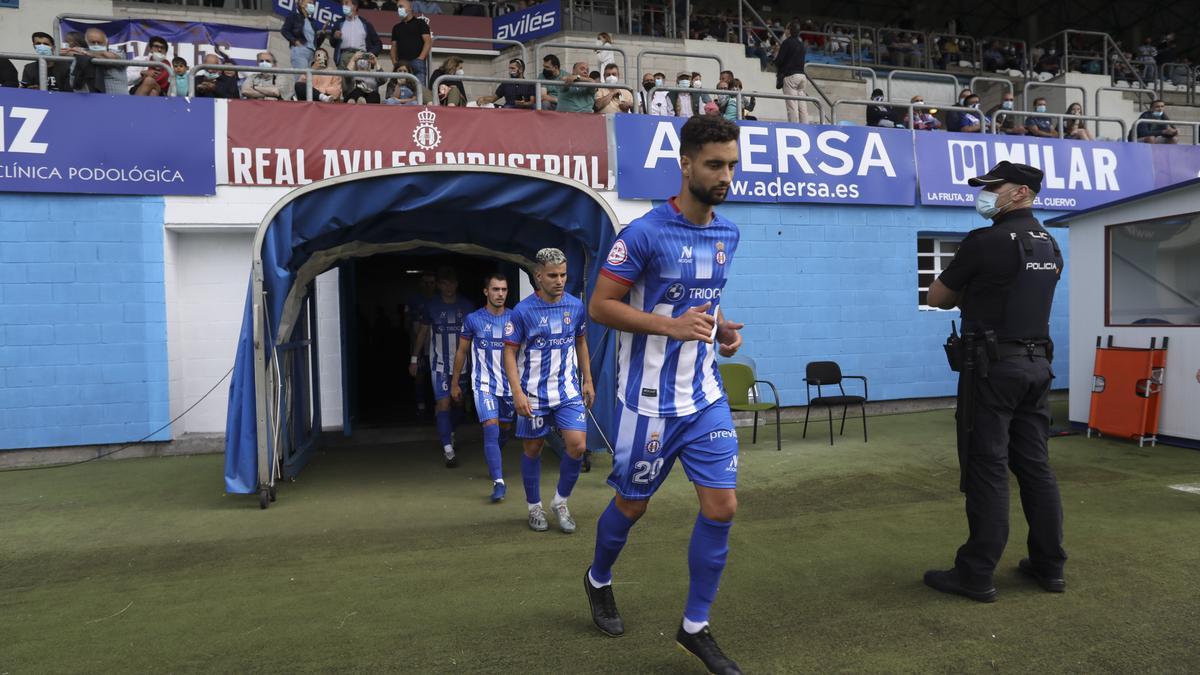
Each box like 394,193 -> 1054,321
944,321 -> 962,372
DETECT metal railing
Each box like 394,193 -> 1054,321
635,49 -> 723,90
969,75 -> 1014,100
824,22 -> 879,65
1156,62 -> 1196,106
993,111 -> 1127,141
1094,86 -> 1155,118
0,51 -> 75,91
535,41 -> 630,86
1022,80 -> 1087,113
188,63 -> 423,103
430,34 -> 526,68
1031,29 -> 1145,89
975,36 -> 1029,75
832,98 -> 988,132
929,32 -> 978,72
436,74 -> 634,111
648,84 -> 826,123
885,69 -> 963,103
806,63 -> 877,96
1133,118 -> 1200,145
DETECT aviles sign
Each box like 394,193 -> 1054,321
493,0 -> 560,43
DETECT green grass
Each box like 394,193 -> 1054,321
2,405 -> 1199,673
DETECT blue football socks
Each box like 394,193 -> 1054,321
684,513 -> 732,625
435,410 -> 453,447
482,424 -> 503,481
556,453 -> 583,499
521,453 -> 541,504
590,499 -> 636,585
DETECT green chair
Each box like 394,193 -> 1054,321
719,362 -> 782,452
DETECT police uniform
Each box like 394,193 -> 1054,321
928,162 -> 1068,598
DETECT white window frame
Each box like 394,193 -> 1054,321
918,235 -> 963,310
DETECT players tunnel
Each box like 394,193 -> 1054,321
223,166 -> 623,508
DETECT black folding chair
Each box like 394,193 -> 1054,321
803,361 -> 868,445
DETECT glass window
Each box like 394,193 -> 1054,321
1107,214 -> 1200,326
917,235 -> 963,309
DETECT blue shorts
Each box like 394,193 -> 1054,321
516,399 -> 588,439
475,390 -> 514,424
431,372 -> 467,401
607,399 -> 738,500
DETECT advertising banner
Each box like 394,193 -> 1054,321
59,18 -> 269,67
493,0 -> 561,44
224,101 -> 609,189
614,114 -> 917,205
914,131 -> 1157,211
273,2 -> 492,51
0,88 -> 215,196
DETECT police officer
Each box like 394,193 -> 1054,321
923,161 -> 1068,602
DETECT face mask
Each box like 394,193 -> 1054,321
1152,110 -> 1164,117
306,3 -> 317,14
455,68 -> 464,75
34,44 -> 53,56
678,80 -> 690,87
913,100 -> 924,107
975,190 -> 1001,219
342,5 -> 352,15
509,71 -> 519,79
259,60 -> 273,69
643,81 -> 654,91
397,7 -> 407,17
88,44 -> 107,52
693,80 -> 702,88
605,75 -> 618,84
1002,100 -> 1013,110
655,77 -> 663,86
1035,105 -> 1047,113
969,102 -> 980,109
872,95 -> 883,102
542,68 -> 554,79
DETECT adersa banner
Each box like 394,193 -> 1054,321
223,101 -> 610,189
614,114 -> 917,205
60,18 -> 269,67
493,0 -> 561,44
915,131 -> 1157,211
0,88 -> 215,196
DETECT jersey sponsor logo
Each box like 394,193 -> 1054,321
1026,262 -> 1058,271
665,282 -> 686,302
690,287 -> 720,299
607,239 -> 628,265
539,315 -> 549,325
504,320 -> 515,336
645,431 -> 662,454
534,336 -> 548,348
709,429 -> 737,440
641,387 -> 657,398
678,245 -> 694,264
545,336 -> 574,346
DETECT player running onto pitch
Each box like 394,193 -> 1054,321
584,115 -> 747,674
503,248 -> 595,533
450,273 -> 516,503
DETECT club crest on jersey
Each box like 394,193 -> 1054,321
607,239 -> 628,265
716,241 -> 727,265
563,312 -> 571,325
504,321 -> 514,336
645,432 -> 661,454
665,282 -> 686,302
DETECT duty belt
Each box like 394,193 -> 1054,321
994,341 -> 1049,360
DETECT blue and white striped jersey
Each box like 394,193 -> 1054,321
459,307 -> 513,396
504,293 -> 587,412
600,198 -> 739,418
421,296 -> 475,376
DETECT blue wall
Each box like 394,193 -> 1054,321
718,203 -> 1070,406
0,194 -> 169,450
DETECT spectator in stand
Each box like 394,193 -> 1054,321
1035,48 -> 1060,76
62,28 -> 127,95
719,70 -> 734,87
1136,100 -> 1178,144
668,71 -> 699,117
594,33 -> 615,74
958,93 -> 990,132
774,21 -> 809,124
1156,33 -> 1177,67
690,71 -> 709,106
412,0 -> 443,14
390,0 -> 432,86
1112,51 -> 1138,86
168,57 -> 190,96
594,64 -> 632,113
713,80 -> 737,121
20,33 -> 72,91
0,57 -> 17,88
429,56 -> 465,102
1136,37 -> 1158,82
436,81 -> 464,106
195,53 -> 240,99
283,1 -> 323,70
903,95 -> 941,130
130,36 -> 171,96
540,54 -> 562,110
866,89 -> 896,128
475,58 -> 533,108
295,48 -> 343,102
241,51 -> 288,100
333,0 -> 382,69
344,51 -> 383,103
1024,98 -> 1057,137
988,92 -> 1026,135
1063,103 -> 1094,141
939,37 -> 960,69
886,31 -> 916,67
982,41 -> 1005,72
732,78 -> 756,120
557,61 -> 596,114
636,71 -> 655,113
745,30 -> 771,71
647,73 -> 673,115
945,88 -> 973,132
385,63 -> 420,104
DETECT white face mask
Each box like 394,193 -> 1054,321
678,79 -> 690,88
397,6 -> 407,17
1001,100 -> 1013,110
259,60 -> 273,68
1035,105 -> 1047,113
455,68 -> 464,75
693,80 -> 702,89
605,75 -> 618,84
975,190 -> 1001,219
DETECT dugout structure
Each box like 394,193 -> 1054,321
223,167 -> 623,508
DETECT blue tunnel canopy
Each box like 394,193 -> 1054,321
225,167 -> 623,495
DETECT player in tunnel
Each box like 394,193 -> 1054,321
410,267 -> 475,467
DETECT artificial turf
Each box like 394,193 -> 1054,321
2,404 -> 1198,673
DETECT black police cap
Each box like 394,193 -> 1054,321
967,161 -> 1044,193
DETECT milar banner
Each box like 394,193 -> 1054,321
224,101 -> 610,189
0,88 -> 215,196
614,114 -> 917,206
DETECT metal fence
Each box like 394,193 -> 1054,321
1133,118 -> 1200,145
1022,80 -> 1087,113
928,32 -> 978,72
0,51 -> 75,91
834,98 -> 988,132
969,75 -> 1013,100
993,111 -> 1127,141
647,84 -> 825,123
430,34 -> 526,68
885,69 -> 963,103
635,49 -> 723,89
535,41 -> 630,85
1094,86 -> 1155,118
187,63 -> 424,102
433,74 -> 634,111
804,63 -> 877,95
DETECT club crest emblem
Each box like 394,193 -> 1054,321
645,432 -> 661,454
607,239 -> 628,265
715,241 -> 727,265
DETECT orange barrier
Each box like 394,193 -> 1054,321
1087,336 -> 1169,447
